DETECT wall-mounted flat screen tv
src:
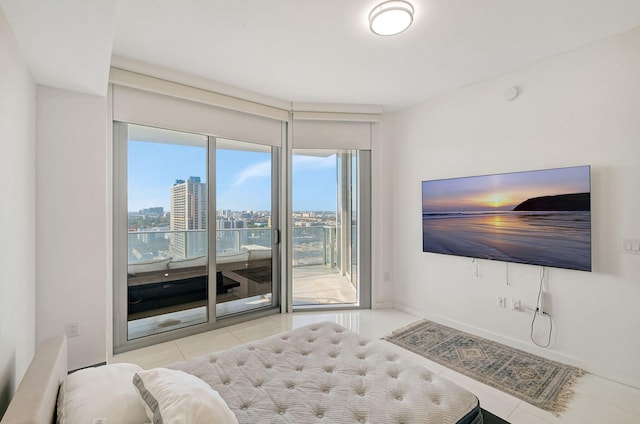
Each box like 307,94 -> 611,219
422,165 -> 591,271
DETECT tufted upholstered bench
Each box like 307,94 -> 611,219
168,321 -> 483,424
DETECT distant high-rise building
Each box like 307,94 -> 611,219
216,218 -> 247,230
217,219 -> 232,229
217,209 -> 232,219
169,176 -> 207,259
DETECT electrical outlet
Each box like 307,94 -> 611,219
510,298 -> 521,311
65,322 -> 79,338
497,296 -> 506,308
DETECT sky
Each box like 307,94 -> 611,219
128,140 -> 338,212
422,166 -> 590,213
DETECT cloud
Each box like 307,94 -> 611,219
229,154 -> 336,189
232,160 -> 272,188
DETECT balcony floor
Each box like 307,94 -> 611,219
292,265 -> 357,306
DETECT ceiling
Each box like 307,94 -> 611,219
3,0 -> 640,110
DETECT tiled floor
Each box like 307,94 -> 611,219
110,309 -> 640,424
292,265 -> 357,305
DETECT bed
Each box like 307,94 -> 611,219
1,322 -> 483,424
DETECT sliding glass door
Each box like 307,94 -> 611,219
291,149 -> 370,308
114,118 -> 370,350
114,123 -> 280,351
215,139 -> 279,317
123,125 -> 209,340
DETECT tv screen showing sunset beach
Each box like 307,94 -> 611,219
422,165 -> 591,271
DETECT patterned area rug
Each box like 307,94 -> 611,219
384,320 -> 584,415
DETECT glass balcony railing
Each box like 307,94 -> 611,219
291,226 -> 336,267
127,226 -> 337,267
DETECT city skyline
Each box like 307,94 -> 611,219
128,140 -> 338,213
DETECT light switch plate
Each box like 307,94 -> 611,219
623,239 -> 640,255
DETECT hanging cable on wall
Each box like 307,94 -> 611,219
530,266 -> 552,348
506,262 -> 510,286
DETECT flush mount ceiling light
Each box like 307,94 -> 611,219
369,0 -> 414,36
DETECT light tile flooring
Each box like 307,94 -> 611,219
110,309 -> 640,424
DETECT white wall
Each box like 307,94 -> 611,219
0,8 -> 36,417
372,115 -> 395,307
388,27 -> 640,388
36,86 -> 108,371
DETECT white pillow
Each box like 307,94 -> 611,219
127,258 -> 171,275
248,248 -> 271,261
216,251 -> 249,264
133,368 -> 238,424
168,255 -> 207,269
57,363 -> 149,424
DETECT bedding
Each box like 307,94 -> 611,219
168,322 -> 483,424
1,322 -> 483,424
56,363 -> 148,424
133,368 -> 238,424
